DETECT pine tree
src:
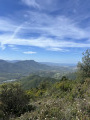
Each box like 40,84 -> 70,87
77,49 -> 90,79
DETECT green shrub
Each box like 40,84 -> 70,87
0,83 -> 30,119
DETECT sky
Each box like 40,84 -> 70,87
0,0 -> 90,63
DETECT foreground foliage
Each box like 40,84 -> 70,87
8,77 -> 90,120
0,83 -> 32,120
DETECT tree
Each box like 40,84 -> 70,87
61,76 -> 68,81
0,83 -> 30,119
77,49 -> 90,79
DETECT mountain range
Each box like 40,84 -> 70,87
0,59 -> 50,74
0,59 -> 77,82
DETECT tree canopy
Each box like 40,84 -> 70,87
0,83 -> 30,119
77,49 -> 90,79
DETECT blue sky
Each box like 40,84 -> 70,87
0,0 -> 90,63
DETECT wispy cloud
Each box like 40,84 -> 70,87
0,17 -> 18,32
22,0 -> 40,8
20,0 -> 85,14
23,51 -> 37,54
47,48 -> 69,52
0,35 -> 90,51
8,45 -> 19,51
0,12 -> 90,51
19,12 -> 90,40
10,24 -> 24,40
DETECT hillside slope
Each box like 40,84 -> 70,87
19,75 -> 59,89
0,60 -> 50,74
10,78 -> 90,120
